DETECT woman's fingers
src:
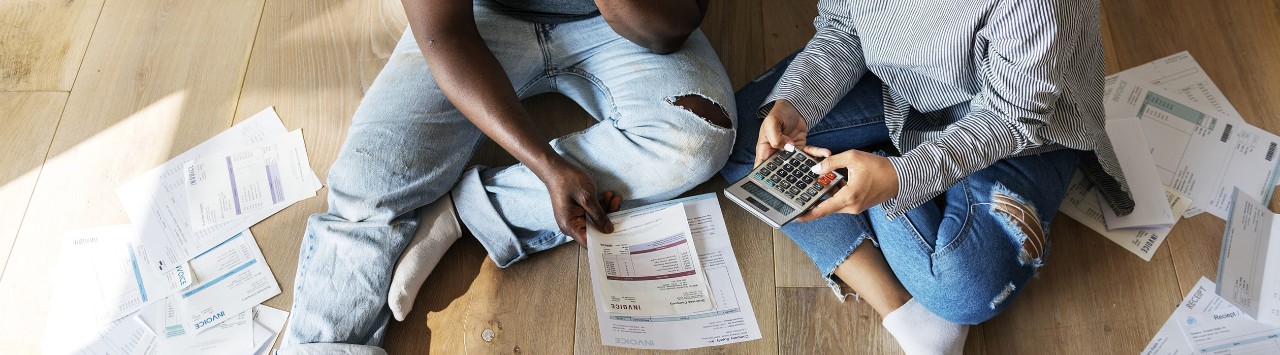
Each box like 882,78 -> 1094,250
799,144 -> 831,158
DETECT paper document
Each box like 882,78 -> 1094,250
1218,189 -> 1280,325
1100,116 -> 1177,230
588,193 -> 761,350
1104,77 -> 1280,219
1113,51 -> 1242,121
1059,171 -> 1192,261
248,305 -> 289,355
51,225 -> 192,327
174,231 -> 281,333
183,130 -> 319,229
588,204 -> 714,316
1181,307 -> 1280,354
118,107 -> 321,272
154,309 -> 255,355
1144,277 -> 1240,355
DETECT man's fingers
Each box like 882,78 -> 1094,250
584,196 -> 614,234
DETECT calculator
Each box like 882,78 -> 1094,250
724,149 -> 844,228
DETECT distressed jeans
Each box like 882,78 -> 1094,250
279,2 -> 735,353
721,54 -> 1078,325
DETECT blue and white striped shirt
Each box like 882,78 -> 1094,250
765,0 -> 1134,217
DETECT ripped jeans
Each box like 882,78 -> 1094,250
281,2 -> 735,352
721,55 -> 1078,325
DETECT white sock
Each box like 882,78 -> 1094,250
882,298 -> 968,355
388,194 -> 462,321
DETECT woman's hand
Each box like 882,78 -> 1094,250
756,100 -> 832,167
796,149 -> 900,222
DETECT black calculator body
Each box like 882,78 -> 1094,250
724,149 -> 844,228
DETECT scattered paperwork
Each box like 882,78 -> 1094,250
47,107 -> 306,355
587,194 -> 761,350
118,108 -> 320,272
1144,277 -> 1280,355
1104,76 -> 1280,219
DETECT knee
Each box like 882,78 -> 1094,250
671,94 -> 733,130
914,275 -> 1026,324
989,184 -> 1048,268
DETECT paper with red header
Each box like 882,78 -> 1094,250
589,203 -> 714,316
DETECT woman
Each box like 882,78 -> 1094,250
720,0 -> 1131,354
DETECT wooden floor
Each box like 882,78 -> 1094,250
3,0 -> 1279,353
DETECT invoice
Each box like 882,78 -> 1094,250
1218,189 -> 1280,325
589,204 -> 714,316
183,130 -> 319,230
587,194 -> 761,350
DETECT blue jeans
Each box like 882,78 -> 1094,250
280,3 -> 735,353
721,54 -> 1079,325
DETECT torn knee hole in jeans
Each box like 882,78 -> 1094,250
669,94 -> 732,129
990,189 -> 1046,268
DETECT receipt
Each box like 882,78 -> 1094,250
1144,277 -> 1238,355
154,309 -> 255,355
1218,189 -> 1280,325
182,130 -> 319,230
1181,307 -> 1280,354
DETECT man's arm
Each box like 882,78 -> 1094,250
401,0 -> 613,241
594,0 -> 709,54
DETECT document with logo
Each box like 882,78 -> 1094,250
173,231 -> 280,333
1059,171 -> 1192,261
587,194 -> 761,350
1180,306 -> 1280,354
588,203 -> 714,316
1218,189 -> 1280,325
153,309 -> 255,355
182,129 -> 320,230
1104,77 -> 1280,219
1144,277 -> 1239,355
51,225 -> 192,327
117,107 -> 320,272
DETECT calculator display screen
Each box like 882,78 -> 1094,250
742,181 -> 794,215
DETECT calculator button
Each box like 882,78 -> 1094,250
801,193 -> 814,201
754,172 -> 766,180
787,186 -> 802,196
765,179 -> 776,186
806,185 -> 822,194
777,181 -> 790,190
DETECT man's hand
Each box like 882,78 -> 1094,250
795,149 -> 899,222
756,99 -> 831,167
542,162 -> 618,246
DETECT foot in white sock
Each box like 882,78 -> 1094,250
882,298 -> 968,355
388,194 -> 463,321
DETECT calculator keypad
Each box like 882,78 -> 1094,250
750,150 -> 839,206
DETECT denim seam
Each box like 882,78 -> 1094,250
934,180 -> 975,257
555,67 -> 621,121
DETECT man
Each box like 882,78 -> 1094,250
280,0 -> 735,353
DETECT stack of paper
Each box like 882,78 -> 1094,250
1060,52 -> 1280,261
45,107 -> 316,355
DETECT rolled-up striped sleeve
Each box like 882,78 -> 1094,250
882,0 -> 1084,215
760,0 -> 867,128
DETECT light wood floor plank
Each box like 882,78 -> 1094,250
980,219 -> 1183,354
0,0 -> 264,352
0,92 -> 67,277
0,0 -> 105,91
